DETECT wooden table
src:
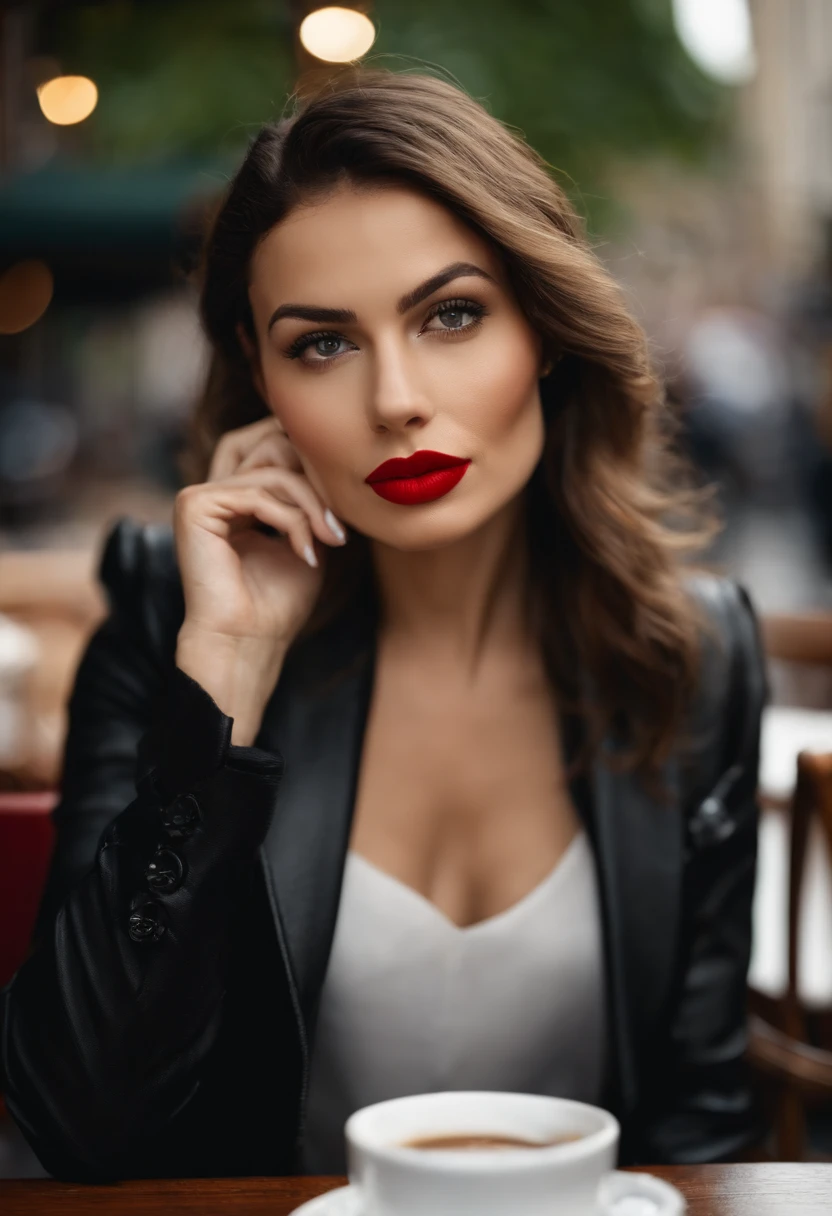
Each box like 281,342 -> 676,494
1,1165 -> 831,1215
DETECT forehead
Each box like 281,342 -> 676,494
248,181 -> 504,307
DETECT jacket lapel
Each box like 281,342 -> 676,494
256,620 -> 377,1030
589,742 -> 683,1116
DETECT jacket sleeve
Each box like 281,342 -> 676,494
0,517 -> 285,1180
632,579 -> 769,1164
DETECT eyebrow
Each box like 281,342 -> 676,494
266,260 -> 497,332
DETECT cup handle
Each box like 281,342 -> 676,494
597,1169 -> 686,1214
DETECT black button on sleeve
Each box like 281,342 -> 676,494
127,902 -> 167,943
144,848 -> 184,895
159,793 -> 201,839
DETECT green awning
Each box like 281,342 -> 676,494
0,161 -> 229,257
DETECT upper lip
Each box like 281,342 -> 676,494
365,449 -> 470,483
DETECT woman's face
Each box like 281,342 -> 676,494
247,181 -> 547,550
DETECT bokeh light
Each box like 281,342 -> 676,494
672,0 -> 756,85
299,7 -> 376,63
36,75 -> 99,125
0,261 -> 54,334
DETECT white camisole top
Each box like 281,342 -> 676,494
299,827 -> 607,1176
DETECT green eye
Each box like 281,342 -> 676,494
424,298 -> 487,333
284,330 -> 353,361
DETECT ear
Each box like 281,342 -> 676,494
236,321 -> 268,402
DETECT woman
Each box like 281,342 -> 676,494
1,69 -> 768,1181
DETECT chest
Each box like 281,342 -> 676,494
348,645 -> 581,928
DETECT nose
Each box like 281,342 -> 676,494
365,336 -> 434,434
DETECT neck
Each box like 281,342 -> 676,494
369,493 -> 536,677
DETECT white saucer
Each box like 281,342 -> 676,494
289,1186 -> 361,1216
288,1171 -> 686,1215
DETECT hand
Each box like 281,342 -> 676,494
173,416 -> 347,735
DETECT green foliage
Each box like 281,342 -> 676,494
371,0 -> 729,229
51,0 -> 296,165
49,0 -> 729,230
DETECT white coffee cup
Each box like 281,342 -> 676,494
345,1091 -> 621,1216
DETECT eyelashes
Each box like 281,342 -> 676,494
283,330 -> 349,363
282,297 -> 488,365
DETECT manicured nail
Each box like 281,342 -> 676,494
303,543 -> 318,568
324,508 -> 347,543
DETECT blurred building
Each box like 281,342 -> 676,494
600,0 -> 832,609
743,0 -> 832,283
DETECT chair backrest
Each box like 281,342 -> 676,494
785,752 -> 832,1040
746,750 -> 832,1160
0,790 -> 57,990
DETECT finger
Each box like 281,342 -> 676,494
210,485 -> 320,569
215,465 -> 347,547
208,417 -> 288,482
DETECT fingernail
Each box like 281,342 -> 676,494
303,543 -> 318,569
324,508 -> 347,543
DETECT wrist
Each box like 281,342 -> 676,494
175,627 -> 287,744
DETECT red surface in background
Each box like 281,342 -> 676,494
0,792 -> 56,990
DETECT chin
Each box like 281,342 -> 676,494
364,503 -> 509,552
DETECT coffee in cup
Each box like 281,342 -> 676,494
400,1131 -> 583,1151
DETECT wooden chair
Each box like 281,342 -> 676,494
748,750 -> 832,1160
745,611 -> 832,1158
749,611 -> 832,1013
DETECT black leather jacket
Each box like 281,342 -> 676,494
1,516 -> 768,1180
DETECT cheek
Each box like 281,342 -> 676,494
266,386 -> 355,505
450,331 -> 543,442
263,368 -> 338,462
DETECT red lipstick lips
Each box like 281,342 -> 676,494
365,449 -> 471,505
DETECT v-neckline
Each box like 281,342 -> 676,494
347,830 -> 585,936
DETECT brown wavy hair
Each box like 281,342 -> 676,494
180,66 -> 721,788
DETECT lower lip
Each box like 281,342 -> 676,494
367,462 -> 471,505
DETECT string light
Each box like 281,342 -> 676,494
299,7 -> 376,63
37,75 -> 98,125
